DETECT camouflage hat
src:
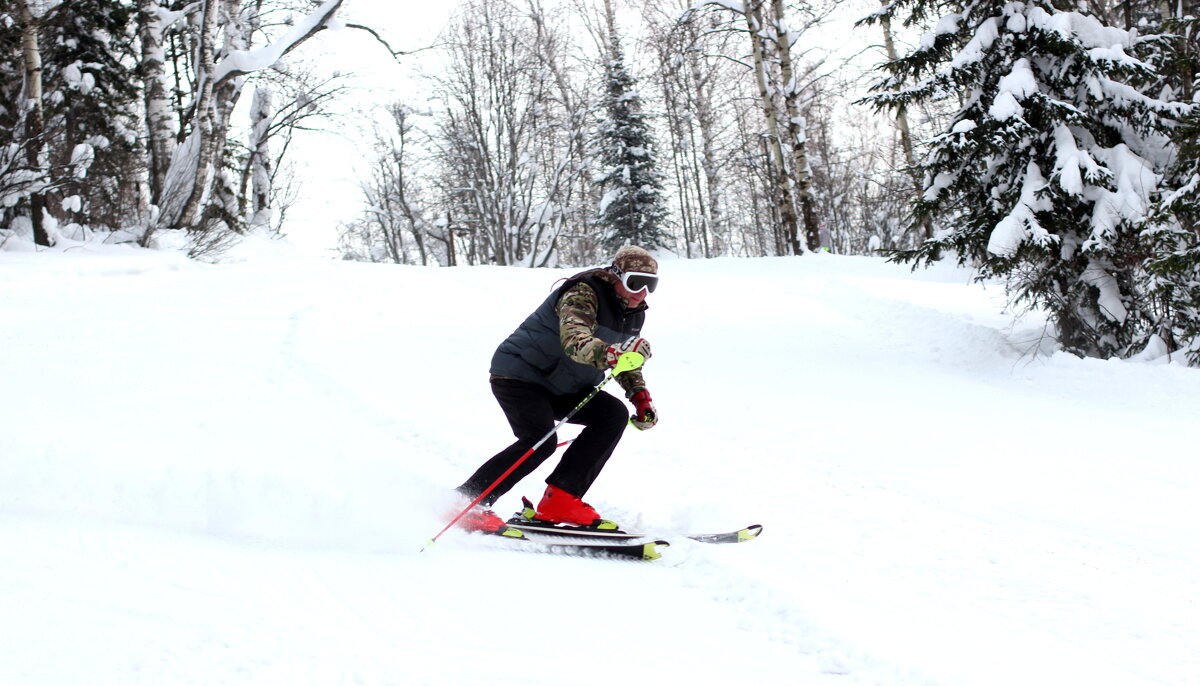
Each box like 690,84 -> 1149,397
612,246 -> 658,274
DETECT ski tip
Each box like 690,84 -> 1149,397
739,525 -> 764,542
643,540 -> 670,561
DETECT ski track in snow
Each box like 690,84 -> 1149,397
2,244 -> 1199,686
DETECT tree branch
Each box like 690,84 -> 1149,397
342,22 -> 442,60
212,0 -> 345,87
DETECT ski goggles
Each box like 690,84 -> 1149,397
618,270 -> 658,294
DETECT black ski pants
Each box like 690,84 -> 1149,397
458,378 -> 628,507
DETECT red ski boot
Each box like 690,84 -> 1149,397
456,504 -> 524,538
534,485 -> 620,530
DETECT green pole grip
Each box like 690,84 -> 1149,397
614,351 -> 644,374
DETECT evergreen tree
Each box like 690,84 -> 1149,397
0,1 -> 141,235
42,0 -> 142,230
594,30 -> 670,253
867,1 -> 1184,359
1144,14 -> 1200,364
0,9 -> 32,214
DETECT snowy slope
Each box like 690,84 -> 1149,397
2,241 -> 1198,686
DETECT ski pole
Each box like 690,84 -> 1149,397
422,351 -> 644,550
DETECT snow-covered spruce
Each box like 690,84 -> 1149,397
868,1 -> 1191,359
593,26 -> 671,253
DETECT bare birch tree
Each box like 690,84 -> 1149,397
430,0 -> 578,266
147,0 -> 345,248
645,2 -> 731,258
15,0 -> 51,246
768,0 -> 822,251
743,0 -> 801,254
683,0 -> 842,255
136,0 -> 181,209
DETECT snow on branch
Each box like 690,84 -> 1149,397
212,0 -> 345,86
689,0 -> 746,14
155,2 -> 203,30
987,162 -> 1054,257
1082,261 -> 1128,324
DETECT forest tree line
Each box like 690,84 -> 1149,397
338,0 -> 898,267
1,0 -> 349,256
3,0 -> 1200,363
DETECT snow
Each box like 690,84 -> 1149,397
1086,143 -> 1158,243
2,243 -> 1200,686
63,62 -> 83,87
69,143 -> 94,178
988,90 -> 1023,121
693,0 -> 745,13
920,14 -> 963,50
987,161 -> 1053,256
61,59 -> 95,93
60,195 -> 81,213
924,170 -> 958,202
1026,7 -> 1133,58
989,58 -> 1037,122
597,187 -> 623,214
949,17 -> 998,69
950,119 -> 976,134
1052,124 -> 1087,196
1081,260 -> 1128,323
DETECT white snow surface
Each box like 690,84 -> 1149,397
2,243 -> 1199,686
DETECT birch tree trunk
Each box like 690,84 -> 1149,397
17,0 -> 52,246
137,0 -> 175,208
163,0 -> 219,234
688,36 -> 723,257
769,0 -> 818,252
248,86 -> 272,229
745,0 -> 799,255
179,0 -> 247,233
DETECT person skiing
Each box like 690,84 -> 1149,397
452,245 -> 660,536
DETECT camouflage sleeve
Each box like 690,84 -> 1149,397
556,282 -> 647,398
617,368 -> 647,399
556,283 -> 609,369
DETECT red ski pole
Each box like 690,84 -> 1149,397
422,352 -> 644,550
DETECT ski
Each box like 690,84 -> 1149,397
481,531 -> 669,561
510,520 -> 763,544
507,497 -> 762,545
685,525 -> 763,544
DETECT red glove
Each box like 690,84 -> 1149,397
605,336 -> 652,368
629,389 -> 657,430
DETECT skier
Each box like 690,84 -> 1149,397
452,245 -> 660,535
